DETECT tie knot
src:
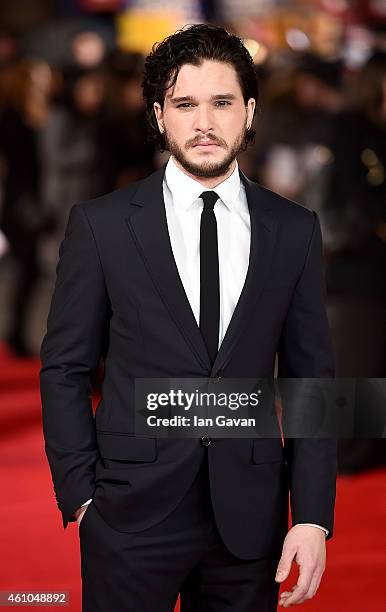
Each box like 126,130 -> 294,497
200,191 -> 219,211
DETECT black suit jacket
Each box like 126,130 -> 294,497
40,163 -> 337,560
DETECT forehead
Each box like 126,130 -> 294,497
165,60 -> 242,101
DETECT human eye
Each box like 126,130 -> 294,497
177,103 -> 193,109
215,100 -> 231,107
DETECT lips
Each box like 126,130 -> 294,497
194,141 -> 219,147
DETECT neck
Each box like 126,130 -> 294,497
171,156 -> 237,188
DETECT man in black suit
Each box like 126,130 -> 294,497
40,24 -> 337,611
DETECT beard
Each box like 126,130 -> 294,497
163,122 -> 248,179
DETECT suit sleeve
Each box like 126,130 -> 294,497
40,204 -> 109,529
278,211 -> 337,540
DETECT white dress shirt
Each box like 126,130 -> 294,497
164,155 -> 250,348
78,155 -> 328,537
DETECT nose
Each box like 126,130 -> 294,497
192,104 -> 213,133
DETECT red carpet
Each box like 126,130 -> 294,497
0,347 -> 385,611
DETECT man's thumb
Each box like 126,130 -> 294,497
275,555 -> 291,583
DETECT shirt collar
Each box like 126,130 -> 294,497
164,155 -> 241,212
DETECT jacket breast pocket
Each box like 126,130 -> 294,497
96,431 -> 158,463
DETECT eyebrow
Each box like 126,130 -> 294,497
169,94 -> 237,104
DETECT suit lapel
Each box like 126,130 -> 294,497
125,164 -> 277,375
212,172 -> 278,373
126,164 -> 212,372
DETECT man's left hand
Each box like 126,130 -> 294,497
275,524 -> 326,607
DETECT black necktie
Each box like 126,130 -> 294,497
199,191 -> 220,366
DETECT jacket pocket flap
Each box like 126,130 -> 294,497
97,431 -> 157,462
252,439 -> 284,464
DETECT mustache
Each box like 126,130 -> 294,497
188,135 -> 226,148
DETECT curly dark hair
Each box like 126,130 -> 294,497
141,23 -> 260,151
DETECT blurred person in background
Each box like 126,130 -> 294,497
321,51 -> 386,378
105,50 -> 156,187
41,66 -> 114,240
0,28 -> 18,69
249,53 -> 345,209
0,59 -> 55,356
320,51 -> 386,473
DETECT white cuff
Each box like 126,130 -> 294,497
295,523 -> 329,537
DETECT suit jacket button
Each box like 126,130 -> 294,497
201,436 -> 211,447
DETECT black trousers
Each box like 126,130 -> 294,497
80,451 -> 280,612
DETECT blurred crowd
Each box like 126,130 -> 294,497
244,50 -> 386,381
0,47 -> 157,356
0,3 -> 385,472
